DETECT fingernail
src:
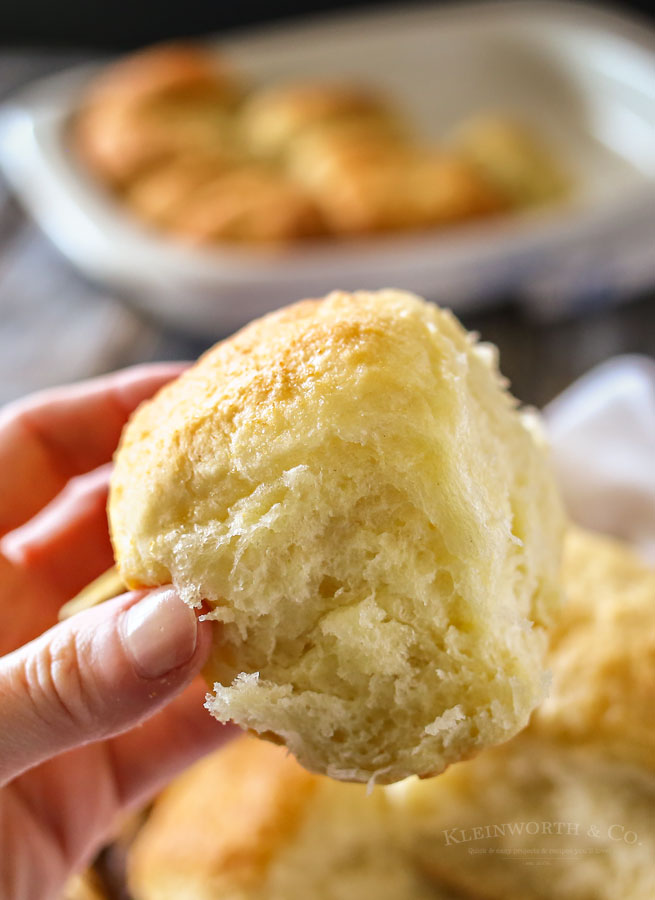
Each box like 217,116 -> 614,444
121,587 -> 198,679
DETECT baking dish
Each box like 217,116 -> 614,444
1,1 -> 654,336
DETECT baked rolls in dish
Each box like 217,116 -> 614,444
127,529 -> 655,900
240,82 -> 404,161
124,155 -> 232,229
109,289 -> 564,783
164,166 -> 324,244
74,43 -> 242,187
73,42 -> 570,246
124,157 -> 324,242
289,132 -> 504,233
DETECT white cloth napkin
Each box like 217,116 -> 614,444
544,355 -> 655,563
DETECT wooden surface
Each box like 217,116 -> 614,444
1,50 -> 655,410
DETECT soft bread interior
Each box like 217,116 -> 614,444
128,528 -> 655,900
110,290 -> 564,783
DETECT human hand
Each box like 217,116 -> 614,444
0,365 -> 234,899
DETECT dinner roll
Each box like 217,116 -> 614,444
168,165 -> 325,243
74,43 -> 241,187
124,156 -> 232,229
291,135 -> 504,233
404,737 -> 655,900
129,736 -> 432,900
401,527 -> 655,900
128,529 -> 655,900
109,289 -> 564,783
76,43 -> 239,109
447,114 -> 570,208
241,82 -> 403,160
129,738 -> 318,900
534,526 -> 655,771
130,739 -> 655,900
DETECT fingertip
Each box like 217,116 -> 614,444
120,587 -> 201,681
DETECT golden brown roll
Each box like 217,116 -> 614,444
290,132 -> 504,233
110,290 -> 564,783
240,81 -> 403,161
534,527 -> 655,772
73,40 -> 572,246
131,735 -> 655,900
74,43 -> 242,187
77,43 -> 239,108
402,527 -> 655,900
167,165 -> 325,243
447,114 -> 570,208
404,737 -> 655,900
124,155 -> 233,229
128,739 -> 317,900
128,736 -> 433,900
128,529 -> 655,900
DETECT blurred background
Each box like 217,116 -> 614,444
1,0 -> 653,46
1,0 -> 654,408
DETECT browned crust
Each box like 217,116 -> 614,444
169,166 -> 326,243
532,527 -> 655,772
294,137 -> 505,233
73,43 -> 240,187
128,738 -> 318,898
80,43 -> 238,108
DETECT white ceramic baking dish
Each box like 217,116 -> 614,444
1,1 -> 654,336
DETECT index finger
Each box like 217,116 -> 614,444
0,363 -> 185,537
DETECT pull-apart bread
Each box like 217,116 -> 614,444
109,289 -> 564,783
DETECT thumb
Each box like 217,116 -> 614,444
0,587 -> 211,786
